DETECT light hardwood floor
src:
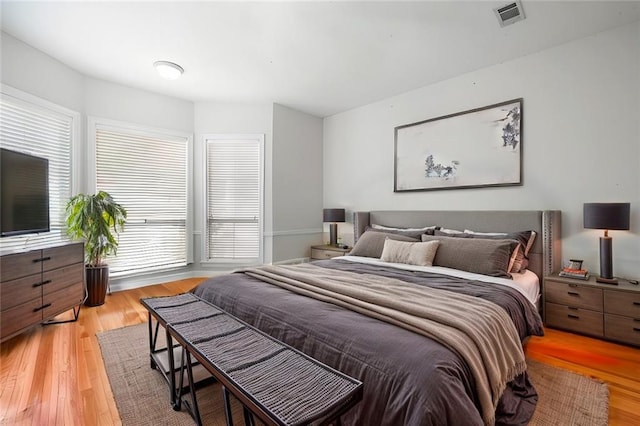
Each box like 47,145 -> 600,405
1,278 -> 639,425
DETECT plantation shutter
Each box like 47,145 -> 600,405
95,125 -> 190,276
205,136 -> 262,262
0,93 -> 73,252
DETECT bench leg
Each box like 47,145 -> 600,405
167,330 -> 180,410
185,349 -> 203,426
222,386 -> 234,426
243,405 -> 255,426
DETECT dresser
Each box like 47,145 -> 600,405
310,245 -> 351,260
544,274 -> 640,346
1,242 -> 85,342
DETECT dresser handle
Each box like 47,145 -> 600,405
567,291 -> 580,296
634,328 -> 640,333
567,314 -> 580,319
33,256 -> 52,263
568,283 -> 578,288
33,303 -> 52,312
568,306 -> 578,310
633,302 -> 640,306
32,279 -> 52,288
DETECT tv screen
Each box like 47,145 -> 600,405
1,148 -> 50,237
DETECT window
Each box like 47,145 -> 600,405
91,119 -> 191,276
204,134 -> 263,263
0,88 -> 78,252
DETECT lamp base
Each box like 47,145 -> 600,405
595,276 -> 618,285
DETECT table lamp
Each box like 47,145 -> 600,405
323,208 -> 345,247
583,202 -> 630,284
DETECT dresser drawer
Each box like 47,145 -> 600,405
43,281 -> 84,319
604,290 -> 640,318
42,243 -> 84,272
0,298 -> 43,339
311,248 -> 345,260
604,313 -> 640,346
0,251 -> 42,282
43,263 -> 85,296
545,280 -> 603,311
545,302 -> 603,337
0,273 -> 43,311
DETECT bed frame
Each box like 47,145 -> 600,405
353,210 -> 562,288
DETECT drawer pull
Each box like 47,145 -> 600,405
634,328 -> 640,333
568,306 -> 578,311
633,302 -> 640,306
33,279 -> 52,288
568,283 -> 578,288
567,314 -> 580,319
33,256 -> 52,263
33,303 -> 52,312
567,291 -> 580,296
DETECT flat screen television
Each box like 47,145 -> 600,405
1,148 -> 50,237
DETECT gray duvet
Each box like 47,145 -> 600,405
193,259 -> 543,426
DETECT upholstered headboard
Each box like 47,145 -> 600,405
353,210 -> 562,282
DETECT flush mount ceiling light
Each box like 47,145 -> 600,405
153,60 -> 184,80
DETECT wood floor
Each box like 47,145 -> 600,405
1,278 -> 639,426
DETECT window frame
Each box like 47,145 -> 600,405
0,84 -> 81,251
201,133 -> 265,266
87,116 -> 194,277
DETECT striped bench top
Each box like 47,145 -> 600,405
141,293 -> 363,426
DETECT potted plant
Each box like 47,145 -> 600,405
65,191 -> 127,306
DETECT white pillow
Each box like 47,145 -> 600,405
380,238 -> 440,267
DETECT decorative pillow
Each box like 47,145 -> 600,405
380,238 -> 440,266
350,231 -> 418,258
369,224 -> 436,239
464,229 -> 537,256
433,229 -> 525,273
421,234 -> 512,278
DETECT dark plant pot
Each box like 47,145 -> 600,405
85,265 -> 109,307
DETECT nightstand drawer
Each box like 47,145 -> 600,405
604,314 -> 640,346
545,280 -> 603,311
604,290 -> 640,318
311,248 -> 345,260
545,302 -> 603,337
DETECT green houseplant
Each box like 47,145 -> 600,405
65,191 -> 127,306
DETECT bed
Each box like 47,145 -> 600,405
193,210 -> 562,425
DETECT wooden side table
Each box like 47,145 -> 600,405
310,245 -> 351,260
543,273 -> 640,347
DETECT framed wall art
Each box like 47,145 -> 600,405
394,98 -> 523,192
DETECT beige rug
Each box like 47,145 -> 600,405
97,323 -> 608,426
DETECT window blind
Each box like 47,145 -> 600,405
95,125 -> 189,276
206,136 -> 262,262
0,94 -> 73,252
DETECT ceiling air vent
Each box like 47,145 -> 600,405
494,1 -> 525,27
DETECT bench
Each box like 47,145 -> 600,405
141,293 -> 363,426
140,293 -> 216,409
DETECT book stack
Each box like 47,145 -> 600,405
559,267 -> 590,280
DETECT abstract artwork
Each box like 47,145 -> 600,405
394,99 -> 523,192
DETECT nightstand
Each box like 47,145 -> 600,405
310,245 -> 350,260
543,274 -> 640,347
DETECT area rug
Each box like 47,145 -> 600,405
97,323 -> 608,426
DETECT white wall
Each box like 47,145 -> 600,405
272,104 -> 324,262
324,22 -> 640,279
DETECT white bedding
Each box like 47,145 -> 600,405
340,255 -> 540,307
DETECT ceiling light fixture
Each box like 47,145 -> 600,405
153,60 -> 184,80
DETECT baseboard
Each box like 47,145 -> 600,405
108,270 -> 228,293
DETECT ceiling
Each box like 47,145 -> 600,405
1,1 -> 639,117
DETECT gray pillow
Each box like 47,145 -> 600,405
350,231 -> 418,258
421,234 -> 512,278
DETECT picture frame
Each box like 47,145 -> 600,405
394,98 -> 523,192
